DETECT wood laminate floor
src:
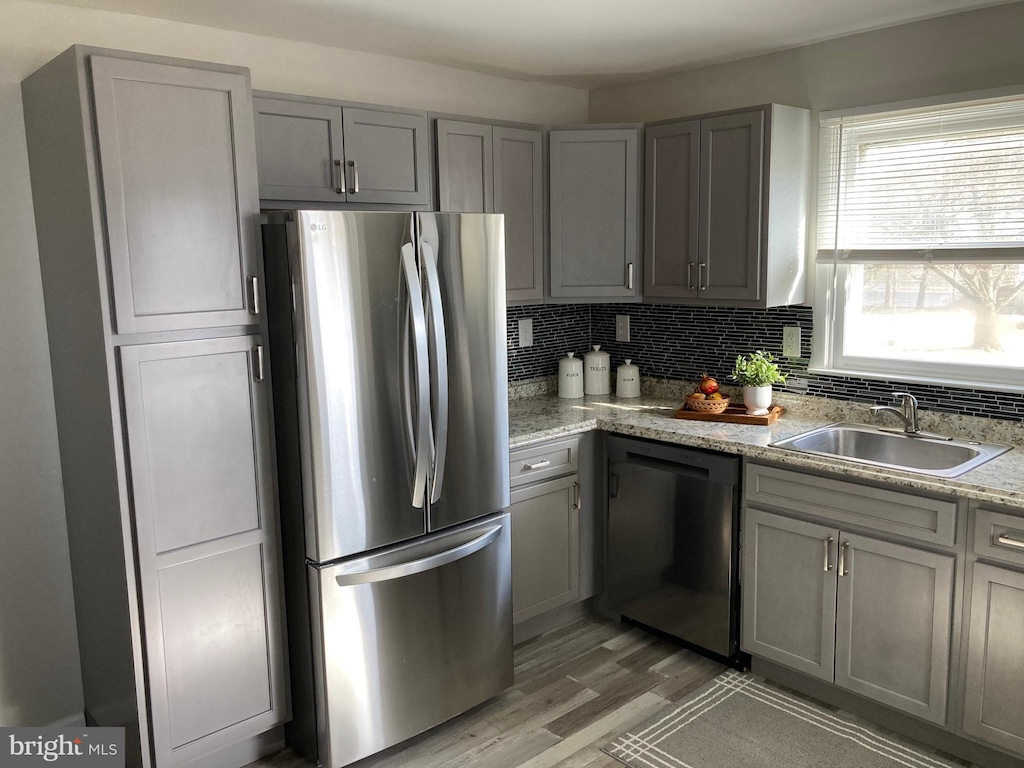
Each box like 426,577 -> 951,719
249,614 -> 725,768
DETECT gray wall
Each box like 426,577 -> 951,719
0,0 -> 587,728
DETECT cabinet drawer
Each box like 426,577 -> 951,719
974,508 -> 1024,568
510,437 -> 579,487
745,464 -> 957,546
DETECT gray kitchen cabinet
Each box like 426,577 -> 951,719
436,120 -> 544,303
23,46 -> 286,768
254,95 -> 430,206
963,563 -> 1024,756
254,97 -> 345,202
643,105 -> 810,307
509,474 -> 581,624
549,128 -> 640,301
742,508 -> 839,682
91,56 -> 261,334
834,533 -> 953,725
121,336 -> 287,765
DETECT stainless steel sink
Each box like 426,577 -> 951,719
771,422 -> 1011,478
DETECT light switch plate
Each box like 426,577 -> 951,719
783,326 -> 802,357
615,315 -> 630,343
518,318 -> 533,348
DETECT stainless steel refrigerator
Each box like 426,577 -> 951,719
262,210 -> 512,768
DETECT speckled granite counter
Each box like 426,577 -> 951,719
509,391 -> 1024,511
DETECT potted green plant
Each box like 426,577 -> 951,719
731,351 -> 787,415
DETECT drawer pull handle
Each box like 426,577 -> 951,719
523,459 -> 551,471
996,533 -> 1024,550
839,541 -> 850,576
824,536 -> 834,572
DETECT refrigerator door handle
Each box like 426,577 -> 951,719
333,524 -> 502,587
400,243 -> 430,509
419,241 -> 449,504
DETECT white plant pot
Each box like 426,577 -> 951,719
743,385 -> 773,416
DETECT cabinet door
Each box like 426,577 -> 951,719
494,127 -> 544,303
91,57 -> 260,334
697,110 -> 764,302
741,508 -> 839,682
510,475 -> 580,624
119,336 -> 287,766
550,129 -> 639,300
342,108 -> 430,205
963,563 -> 1024,755
254,97 -> 345,202
835,533 -> 953,725
436,120 -> 493,213
644,120 -> 700,299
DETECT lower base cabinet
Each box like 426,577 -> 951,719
963,563 -> 1024,756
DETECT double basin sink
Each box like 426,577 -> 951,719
771,422 -> 1011,478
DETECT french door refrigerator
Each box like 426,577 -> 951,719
262,210 -> 512,768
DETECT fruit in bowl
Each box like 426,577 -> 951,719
698,374 -> 719,395
687,391 -> 707,401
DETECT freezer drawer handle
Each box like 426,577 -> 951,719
996,533 -> 1024,550
334,524 -> 502,587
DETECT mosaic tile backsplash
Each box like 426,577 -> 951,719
508,303 -> 1024,422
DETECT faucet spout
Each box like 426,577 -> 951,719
871,392 -> 920,434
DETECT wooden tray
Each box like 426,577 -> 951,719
673,403 -> 784,425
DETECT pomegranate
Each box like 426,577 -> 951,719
698,374 -> 719,395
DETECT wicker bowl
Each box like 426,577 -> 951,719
685,396 -> 730,414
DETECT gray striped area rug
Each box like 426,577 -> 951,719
603,670 -> 964,768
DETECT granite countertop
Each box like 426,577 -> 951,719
509,391 -> 1024,511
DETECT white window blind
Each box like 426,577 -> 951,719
817,94 -> 1024,263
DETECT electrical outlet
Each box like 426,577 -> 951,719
783,326 -> 802,358
615,314 -> 630,343
518,318 -> 533,348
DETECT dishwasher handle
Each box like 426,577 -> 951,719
617,453 -> 712,483
607,435 -> 740,485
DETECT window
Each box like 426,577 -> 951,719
813,90 -> 1024,391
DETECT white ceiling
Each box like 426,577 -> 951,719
30,0 -> 1015,88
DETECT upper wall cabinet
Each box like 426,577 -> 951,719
644,104 -> 810,308
549,128 -> 641,302
92,56 -> 262,334
436,119 -> 544,303
254,94 -> 430,207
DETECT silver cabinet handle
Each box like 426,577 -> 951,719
252,344 -> 265,383
572,481 -> 581,511
687,262 -> 695,291
333,159 -> 344,194
400,243 -> 430,509
334,524 -> 502,587
524,459 -> 551,471
997,533 -> 1024,550
839,541 -> 850,576
698,262 -> 708,290
348,160 -> 359,194
248,275 -> 260,315
626,263 -> 634,291
824,536 -> 834,572
420,241 -> 449,505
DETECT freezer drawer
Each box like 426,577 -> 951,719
308,514 -> 513,768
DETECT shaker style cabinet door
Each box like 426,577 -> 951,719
254,97 -> 346,203
119,336 -> 287,767
741,508 -> 839,682
963,563 -> 1024,756
436,120 -> 493,213
342,107 -> 430,205
644,120 -> 700,299
834,534 -> 953,725
509,475 -> 580,624
90,57 -> 261,334
494,127 -> 544,303
697,109 -> 764,302
549,129 -> 639,300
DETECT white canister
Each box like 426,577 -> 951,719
558,352 -> 584,399
583,345 -> 611,395
616,359 -> 640,398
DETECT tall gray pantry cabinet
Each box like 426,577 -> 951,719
22,46 -> 288,768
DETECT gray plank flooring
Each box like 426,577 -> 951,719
248,615 -> 724,768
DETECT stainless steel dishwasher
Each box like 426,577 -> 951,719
606,435 -> 743,664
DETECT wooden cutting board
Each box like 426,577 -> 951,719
673,403 -> 784,425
